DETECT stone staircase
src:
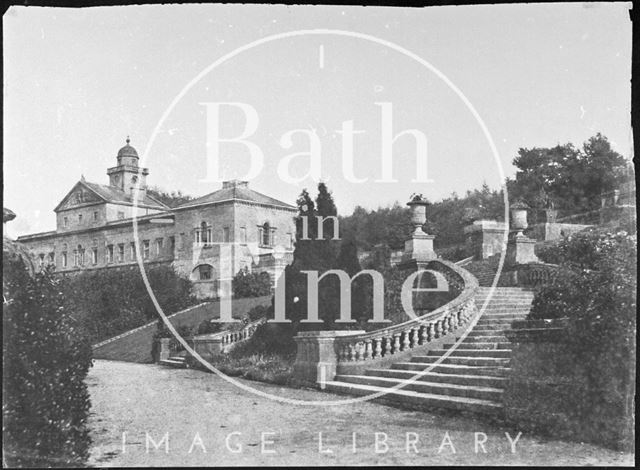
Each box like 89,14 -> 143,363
159,355 -> 188,368
463,254 -> 526,287
324,286 -> 535,416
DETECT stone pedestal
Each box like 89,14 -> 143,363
157,338 -> 172,362
505,233 -> 538,267
398,229 -> 436,270
192,335 -> 224,360
292,330 -> 364,387
463,219 -> 508,259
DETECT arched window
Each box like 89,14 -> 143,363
190,264 -> 216,282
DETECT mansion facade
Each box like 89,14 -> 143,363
17,139 -> 297,298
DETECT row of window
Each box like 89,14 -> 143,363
38,237 -> 175,269
193,222 -> 293,249
62,210 -> 126,228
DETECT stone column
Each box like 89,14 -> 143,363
292,330 -> 364,387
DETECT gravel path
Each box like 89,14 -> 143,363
87,360 -> 633,467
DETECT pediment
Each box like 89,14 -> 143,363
55,182 -> 105,212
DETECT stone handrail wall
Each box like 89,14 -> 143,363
292,260 -> 479,385
333,260 -> 478,365
206,317 -> 267,348
190,317 -> 267,360
515,262 -> 561,287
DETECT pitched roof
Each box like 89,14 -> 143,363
54,180 -> 168,212
176,182 -> 295,210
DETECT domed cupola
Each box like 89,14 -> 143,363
116,136 -> 139,166
107,136 -> 149,196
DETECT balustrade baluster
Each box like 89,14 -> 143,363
364,340 -> 373,360
393,334 -> 401,353
374,338 -> 382,358
411,328 -> 419,347
418,325 -> 427,345
402,331 -> 410,351
384,337 -> 392,356
434,320 -> 442,338
349,343 -> 357,362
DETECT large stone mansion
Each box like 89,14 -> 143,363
16,139 -> 297,298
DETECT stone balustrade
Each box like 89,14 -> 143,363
514,262 -> 561,287
190,317 -> 266,360
292,259 -> 479,386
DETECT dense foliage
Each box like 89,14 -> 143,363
340,183 -> 504,251
146,186 -> 195,208
3,250 -> 92,467
506,133 -> 631,221
528,229 -> 636,440
232,267 -> 272,298
63,264 -> 196,344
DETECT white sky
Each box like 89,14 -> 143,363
3,2 -> 633,237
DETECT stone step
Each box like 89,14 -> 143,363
478,287 -> 534,292
472,323 -> 514,331
465,331 -> 509,338
410,355 -> 510,367
323,381 -> 503,415
428,348 -> 512,358
334,375 -> 504,401
461,335 -> 508,343
444,342 -> 511,350
475,295 -> 535,300
477,307 -> 533,313
478,313 -> 530,320
391,362 -> 510,377
465,330 -> 510,337
159,358 -> 188,368
365,368 -> 507,388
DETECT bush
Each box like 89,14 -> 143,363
245,304 -> 270,322
63,265 -> 196,344
232,267 -> 272,298
231,322 -> 297,357
436,244 -> 473,262
527,229 -> 636,447
3,255 -> 92,467
194,318 -> 223,336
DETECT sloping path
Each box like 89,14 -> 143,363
87,360 -> 633,467
92,296 -> 270,362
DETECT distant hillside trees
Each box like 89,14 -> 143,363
147,186 -> 195,208
506,133 -> 630,219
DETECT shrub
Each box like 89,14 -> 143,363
3,256 -> 92,467
527,229 -> 636,447
231,322 -> 297,357
245,304 -> 270,322
232,267 -> 272,298
63,265 -> 196,344
194,318 -> 223,336
436,244 -> 473,262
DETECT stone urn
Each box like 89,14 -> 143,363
407,195 -> 430,234
510,201 -> 529,236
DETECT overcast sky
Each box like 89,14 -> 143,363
3,2 -> 633,237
